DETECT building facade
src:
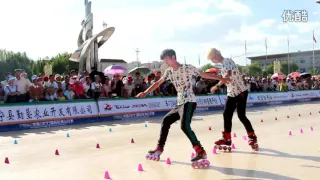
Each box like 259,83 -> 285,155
247,50 -> 320,72
127,61 -> 163,72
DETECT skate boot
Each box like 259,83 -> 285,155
191,145 -> 210,169
214,132 -> 232,152
248,132 -> 259,151
145,146 -> 163,161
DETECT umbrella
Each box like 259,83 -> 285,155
104,65 -> 127,75
205,68 -> 219,74
288,72 -> 300,78
299,72 -> 311,79
271,73 -> 286,79
128,66 -> 150,75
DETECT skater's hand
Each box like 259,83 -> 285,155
210,86 -> 218,93
136,92 -> 147,98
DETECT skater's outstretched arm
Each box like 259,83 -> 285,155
136,78 -> 165,98
200,72 -> 230,84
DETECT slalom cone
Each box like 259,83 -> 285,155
261,119 -> 264,123
144,124 -> 148,128
299,114 -> 301,117
287,115 -> 289,118
310,112 -> 312,115
209,127 -> 212,131
131,138 -> 135,143
138,164 -> 143,171
4,157 -> 9,164
166,158 -> 172,164
213,148 -> 217,154
275,117 -> 278,120
14,139 -> 18,144
66,133 -> 70,138
300,129 -> 304,134
243,136 -> 247,140
310,127 -> 314,131
109,128 -> 112,132
231,143 -> 236,149
55,149 -> 60,155
96,143 -> 101,149
233,132 -> 237,137
104,171 -> 111,179
289,130 -> 292,136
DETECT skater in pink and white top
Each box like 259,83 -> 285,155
136,49 -> 230,168
207,48 -> 259,151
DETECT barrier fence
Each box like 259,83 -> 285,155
0,90 -> 319,132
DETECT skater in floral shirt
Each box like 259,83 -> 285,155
207,48 -> 259,151
136,49 -> 230,168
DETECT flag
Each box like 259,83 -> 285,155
184,56 -> 186,64
313,30 -> 317,43
198,54 -> 200,66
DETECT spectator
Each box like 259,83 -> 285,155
279,79 -> 287,92
1,72 -> 11,87
102,77 -> 112,98
57,89 -> 66,101
62,75 -> 70,91
4,76 -> 20,103
14,69 -> 31,102
83,76 -> 94,99
123,76 -> 135,98
145,75 -> 154,96
29,75 -> 44,102
92,75 -> 103,98
72,78 -> 85,99
55,74 -> 63,90
64,84 -> 75,100
111,74 -> 123,97
196,77 -> 207,94
134,72 -> 143,94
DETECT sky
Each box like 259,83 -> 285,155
0,0 -> 320,67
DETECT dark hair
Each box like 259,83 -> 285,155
160,49 -> 176,60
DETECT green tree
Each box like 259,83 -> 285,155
200,63 -> 215,72
280,62 -> 299,74
263,64 -> 274,76
51,53 -> 72,74
307,67 -> 320,75
0,49 -> 33,78
247,63 -> 262,76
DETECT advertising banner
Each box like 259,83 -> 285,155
0,101 -> 98,125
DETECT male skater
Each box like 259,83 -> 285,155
136,49 -> 230,164
207,48 -> 259,151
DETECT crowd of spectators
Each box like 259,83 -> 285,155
0,68 -> 319,104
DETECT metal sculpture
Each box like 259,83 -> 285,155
69,0 -> 115,74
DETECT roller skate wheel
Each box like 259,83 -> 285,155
214,145 -> 218,149
192,162 -> 198,168
228,147 -> 232,152
218,146 -> 222,150
223,146 -> 227,151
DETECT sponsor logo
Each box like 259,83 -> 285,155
165,100 -> 177,107
148,102 -> 161,108
104,104 -> 112,110
132,104 -> 147,108
114,105 -> 130,109
197,97 -> 219,105
248,96 -> 254,100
